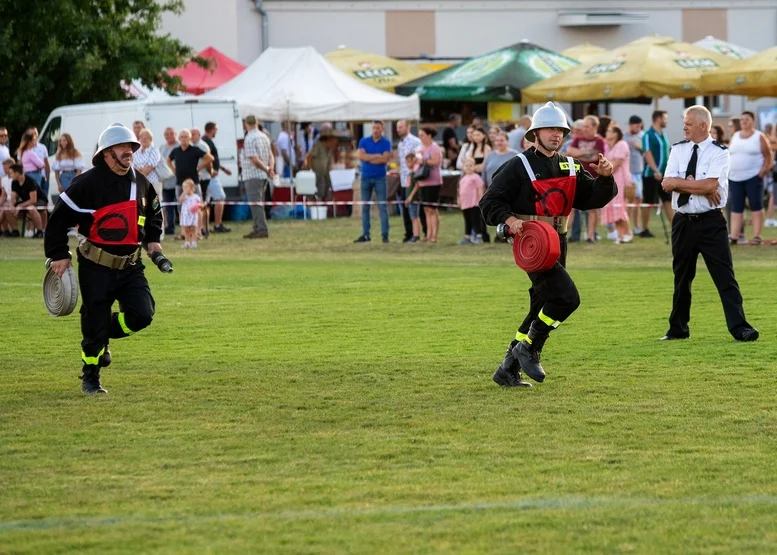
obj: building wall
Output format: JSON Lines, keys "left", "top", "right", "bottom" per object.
{"left": 269, "top": 9, "right": 386, "bottom": 54}
{"left": 161, "top": 0, "right": 241, "bottom": 60}
{"left": 160, "top": 0, "right": 777, "bottom": 139}
{"left": 236, "top": 1, "right": 264, "bottom": 65}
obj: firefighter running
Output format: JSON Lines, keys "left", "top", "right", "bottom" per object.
{"left": 44, "top": 123, "right": 169, "bottom": 394}
{"left": 479, "top": 102, "right": 617, "bottom": 387}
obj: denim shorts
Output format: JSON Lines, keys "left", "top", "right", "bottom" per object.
{"left": 729, "top": 175, "right": 764, "bottom": 212}
{"left": 631, "top": 173, "right": 643, "bottom": 198}
{"left": 60, "top": 171, "right": 76, "bottom": 191}
{"left": 408, "top": 200, "right": 420, "bottom": 219}
{"left": 205, "top": 177, "right": 226, "bottom": 201}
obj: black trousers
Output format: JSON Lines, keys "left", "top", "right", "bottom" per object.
{"left": 668, "top": 210, "right": 750, "bottom": 337}
{"left": 462, "top": 207, "right": 484, "bottom": 236}
{"left": 517, "top": 235, "right": 580, "bottom": 335}
{"left": 78, "top": 258, "right": 155, "bottom": 365}
{"left": 162, "top": 189, "right": 178, "bottom": 235}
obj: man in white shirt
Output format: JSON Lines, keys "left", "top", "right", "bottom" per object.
{"left": 241, "top": 115, "right": 275, "bottom": 239}
{"left": 277, "top": 122, "right": 296, "bottom": 178}
{"left": 0, "top": 127, "right": 10, "bottom": 174}
{"left": 0, "top": 128, "right": 10, "bottom": 234}
{"left": 160, "top": 127, "right": 180, "bottom": 237}
{"left": 395, "top": 120, "right": 422, "bottom": 242}
{"left": 660, "top": 105, "right": 758, "bottom": 343}
{"left": 507, "top": 115, "right": 532, "bottom": 152}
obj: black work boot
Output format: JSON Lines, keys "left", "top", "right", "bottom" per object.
{"left": 99, "top": 344, "right": 112, "bottom": 368}
{"left": 511, "top": 321, "right": 551, "bottom": 383}
{"left": 80, "top": 365, "right": 108, "bottom": 395}
{"left": 493, "top": 340, "right": 532, "bottom": 388}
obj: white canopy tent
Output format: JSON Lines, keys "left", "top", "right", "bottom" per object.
{"left": 205, "top": 46, "right": 420, "bottom": 121}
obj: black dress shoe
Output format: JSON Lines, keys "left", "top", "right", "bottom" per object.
{"left": 659, "top": 334, "right": 689, "bottom": 341}
{"left": 735, "top": 328, "right": 759, "bottom": 342}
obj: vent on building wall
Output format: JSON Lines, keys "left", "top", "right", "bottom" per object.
{"left": 557, "top": 11, "right": 649, "bottom": 27}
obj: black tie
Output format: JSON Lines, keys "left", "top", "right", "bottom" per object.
{"left": 678, "top": 144, "right": 698, "bottom": 207}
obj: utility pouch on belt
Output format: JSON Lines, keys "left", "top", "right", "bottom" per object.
{"left": 78, "top": 240, "right": 141, "bottom": 270}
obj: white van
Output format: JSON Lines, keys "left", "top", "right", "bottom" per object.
{"left": 38, "top": 97, "right": 243, "bottom": 199}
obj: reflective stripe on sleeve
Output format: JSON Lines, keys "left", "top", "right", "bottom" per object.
{"left": 60, "top": 193, "right": 95, "bottom": 214}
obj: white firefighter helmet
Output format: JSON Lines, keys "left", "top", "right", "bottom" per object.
{"left": 92, "top": 123, "right": 140, "bottom": 165}
{"left": 524, "top": 102, "right": 571, "bottom": 143}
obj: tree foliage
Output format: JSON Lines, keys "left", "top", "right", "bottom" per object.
{"left": 0, "top": 0, "right": 194, "bottom": 141}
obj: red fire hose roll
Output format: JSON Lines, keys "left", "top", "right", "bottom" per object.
{"left": 512, "top": 220, "right": 560, "bottom": 273}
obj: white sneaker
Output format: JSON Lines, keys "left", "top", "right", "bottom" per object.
{"left": 25, "top": 229, "right": 33, "bottom": 238}
{"left": 765, "top": 219, "right": 777, "bottom": 227}
{"left": 182, "top": 242, "right": 190, "bottom": 249}
{"left": 632, "top": 227, "right": 642, "bottom": 235}
{"left": 607, "top": 230, "right": 618, "bottom": 241}
{"left": 622, "top": 235, "right": 633, "bottom": 243}
{"left": 191, "top": 241, "right": 197, "bottom": 249}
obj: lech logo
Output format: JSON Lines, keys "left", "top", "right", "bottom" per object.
{"left": 585, "top": 61, "right": 624, "bottom": 75}
{"left": 354, "top": 67, "right": 399, "bottom": 80}
{"left": 524, "top": 50, "right": 578, "bottom": 79}
{"left": 674, "top": 58, "right": 718, "bottom": 69}
{"left": 438, "top": 51, "right": 515, "bottom": 85}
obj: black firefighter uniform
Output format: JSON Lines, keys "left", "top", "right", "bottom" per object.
{"left": 44, "top": 163, "right": 163, "bottom": 383}
{"left": 480, "top": 147, "right": 616, "bottom": 384}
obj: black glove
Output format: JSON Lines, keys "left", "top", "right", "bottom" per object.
{"left": 150, "top": 251, "right": 173, "bottom": 273}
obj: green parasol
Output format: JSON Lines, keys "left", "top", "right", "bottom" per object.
{"left": 394, "top": 40, "right": 579, "bottom": 102}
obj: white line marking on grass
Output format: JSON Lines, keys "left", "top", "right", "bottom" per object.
{"left": 2, "top": 495, "right": 777, "bottom": 533}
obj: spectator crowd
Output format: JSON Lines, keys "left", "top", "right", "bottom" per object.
{"left": 2, "top": 108, "right": 775, "bottom": 247}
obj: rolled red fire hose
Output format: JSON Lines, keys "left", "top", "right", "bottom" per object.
{"left": 512, "top": 220, "right": 560, "bottom": 272}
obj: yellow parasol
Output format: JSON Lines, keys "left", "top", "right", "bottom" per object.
{"left": 522, "top": 35, "right": 734, "bottom": 103}
{"left": 561, "top": 43, "right": 608, "bottom": 63}
{"left": 324, "top": 47, "right": 432, "bottom": 91}
{"left": 700, "top": 45, "right": 777, "bottom": 97}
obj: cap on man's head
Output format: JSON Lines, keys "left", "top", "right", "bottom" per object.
{"left": 244, "top": 115, "right": 257, "bottom": 126}
{"left": 628, "top": 115, "right": 643, "bottom": 125}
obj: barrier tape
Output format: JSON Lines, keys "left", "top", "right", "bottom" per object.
{"left": 0, "top": 200, "right": 667, "bottom": 211}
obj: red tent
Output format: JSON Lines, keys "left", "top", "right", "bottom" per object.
{"left": 168, "top": 46, "right": 246, "bottom": 95}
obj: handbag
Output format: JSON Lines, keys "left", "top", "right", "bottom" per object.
{"left": 413, "top": 163, "right": 430, "bottom": 181}
{"left": 155, "top": 155, "right": 173, "bottom": 181}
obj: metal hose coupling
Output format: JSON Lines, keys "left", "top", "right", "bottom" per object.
{"left": 496, "top": 223, "right": 513, "bottom": 244}
{"left": 150, "top": 251, "right": 173, "bottom": 273}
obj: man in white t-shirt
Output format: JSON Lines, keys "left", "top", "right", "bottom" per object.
{"left": 277, "top": 122, "right": 296, "bottom": 178}
{"left": 0, "top": 127, "right": 10, "bottom": 172}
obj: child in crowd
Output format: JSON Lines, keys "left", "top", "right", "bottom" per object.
{"left": 178, "top": 178, "right": 203, "bottom": 248}
{"left": 403, "top": 152, "right": 423, "bottom": 243}
{"left": 457, "top": 158, "right": 485, "bottom": 244}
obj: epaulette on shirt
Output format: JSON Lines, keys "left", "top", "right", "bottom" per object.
{"left": 673, "top": 139, "right": 690, "bottom": 146}
{"left": 712, "top": 140, "right": 727, "bottom": 149}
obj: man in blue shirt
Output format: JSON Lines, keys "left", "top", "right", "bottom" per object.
{"left": 355, "top": 121, "right": 392, "bottom": 243}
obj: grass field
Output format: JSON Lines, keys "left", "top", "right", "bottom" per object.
{"left": 2, "top": 212, "right": 777, "bottom": 554}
